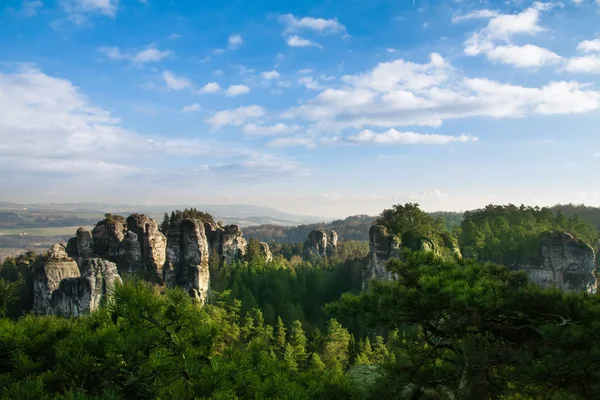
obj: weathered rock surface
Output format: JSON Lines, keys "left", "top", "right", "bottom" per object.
{"left": 33, "top": 244, "right": 81, "bottom": 315}
{"left": 181, "top": 219, "right": 210, "bottom": 301}
{"left": 127, "top": 214, "right": 167, "bottom": 278}
{"left": 205, "top": 222, "right": 247, "bottom": 264}
{"left": 362, "top": 225, "right": 401, "bottom": 290}
{"left": 516, "top": 232, "right": 597, "bottom": 293}
{"left": 51, "top": 258, "right": 122, "bottom": 317}
{"left": 303, "top": 229, "right": 338, "bottom": 258}
{"left": 260, "top": 242, "right": 273, "bottom": 263}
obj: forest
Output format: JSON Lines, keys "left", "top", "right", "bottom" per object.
{"left": 1, "top": 203, "right": 600, "bottom": 399}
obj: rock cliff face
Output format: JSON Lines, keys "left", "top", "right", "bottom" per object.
{"left": 127, "top": 214, "right": 168, "bottom": 278}
{"left": 164, "top": 219, "right": 210, "bottom": 302}
{"left": 204, "top": 222, "right": 247, "bottom": 264}
{"left": 362, "top": 225, "right": 401, "bottom": 290}
{"left": 260, "top": 242, "right": 273, "bottom": 263}
{"left": 33, "top": 244, "right": 81, "bottom": 315}
{"left": 50, "top": 259, "right": 122, "bottom": 317}
{"left": 517, "top": 232, "right": 597, "bottom": 293}
{"left": 303, "top": 229, "right": 338, "bottom": 258}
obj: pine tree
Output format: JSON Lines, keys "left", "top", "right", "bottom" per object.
{"left": 160, "top": 212, "right": 170, "bottom": 233}
{"left": 288, "top": 320, "right": 307, "bottom": 366}
{"left": 283, "top": 343, "right": 298, "bottom": 372}
{"left": 275, "top": 316, "right": 286, "bottom": 349}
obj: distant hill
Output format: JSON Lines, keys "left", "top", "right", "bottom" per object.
{"left": 0, "top": 202, "right": 329, "bottom": 228}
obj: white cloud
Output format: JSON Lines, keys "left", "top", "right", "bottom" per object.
{"left": 577, "top": 39, "right": 600, "bottom": 53}
{"left": 452, "top": 9, "right": 499, "bottom": 22}
{"left": 225, "top": 84, "right": 250, "bottom": 96}
{"left": 287, "top": 36, "right": 322, "bottom": 48}
{"left": 278, "top": 14, "right": 347, "bottom": 35}
{"left": 162, "top": 70, "right": 191, "bottom": 90}
{"left": 182, "top": 103, "right": 201, "bottom": 112}
{"left": 132, "top": 48, "right": 171, "bottom": 64}
{"left": 198, "top": 82, "right": 221, "bottom": 93}
{"left": 267, "top": 136, "right": 316, "bottom": 149}
{"left": 459, "top": 3, "right": 560, "bottom": 66}
{"left": 283, "top": 53, "right": 600, "bottom": 130}
{"left": 99, "top": 45, "right": 171, "bottom": 64}
{"left": 228, "top": 34, "right": 243, "bottom": 50}
{"left": 565, "top": 55, "right": 600, "bottom": 73}
{"left": 205, "top": 105, "right": 265, "bottom": 128}
{"left": 347, "top": 129, "right": 478, "bottom": 145}
{"left": 243, "top": 123, "right": 300, "bottom": 136}
{"left": 168, "top": 33, "right": 181, "bottom": 40}
{"left": 0, "top": 66, "right": 309, "bottom": 188}
{"left": 59, "top": 0, "right": 119, "bottom": 21}
{"left": 407, "top": 190, "right": 449, "bottom": 200}
{"left": 261, "top": 70, "right": 280, "bottom": 80}
{"left": 298, "top": 76, "right": 324, "bottom": 89}
{"left": 486, "top": 44, "right": 562, "bottom": 67}
{"left": 319, "top": 192, "right": 342, "bottom": 200}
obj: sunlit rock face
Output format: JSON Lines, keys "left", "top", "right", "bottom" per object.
{"left": 33, "top": 244, "right": 81, "bottom": 315}
{"left": 50, "top": 258, "right": 122, "bottom": 317}
{"left": 362, "top": 225, "right": 401, "bottom": 290}
{"left": 303, "top": 229, "right": 338, "bottom": 258}
{"left": 204, "top": 222, "right": 247, "bottom": 264}
{"left": 518, "top": 232, "right": 597, "bottom": 293}
{"left": 126, "top": 214, "right": 167, "bottom": 279}
{"left": 260, "top": 242, "right": 273, "bottom": 263}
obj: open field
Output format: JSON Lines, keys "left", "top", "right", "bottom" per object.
{"left": 0, "top": 226, "right": 92, "bottom": 236}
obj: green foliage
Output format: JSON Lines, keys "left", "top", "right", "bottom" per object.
{"left": 168, "top": 208, "right": 214, "bottom": 224}
{"left": 328, "top": 251, "right": 600, "bottom": 399}
{"left": 459, "top": 204, "right": 599, "bottom": 265}
{"left": 0, "top": 279, "right": 360, "bottom": 399}
{"left": 0, "top": 251, "right": 45, "bottom": 317}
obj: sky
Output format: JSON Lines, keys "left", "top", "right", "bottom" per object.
{"left": 1, "top": 0, "right": 600, "bottom": 218}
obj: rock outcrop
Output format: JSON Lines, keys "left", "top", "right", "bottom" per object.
{"left": 50, "top": 258, "right": 122, "bottom": 317}
{"left": 516, "top": 232, "right": 597, "bottom": 293}
{"left": 303, "top": 229, "right": 338, "bottom": 258}
{"left": 204, "top": 222, "right": 247, "bottom": 264}
{"left": 38, "top": 213, "right": 250, "bottom": 316}
{"left": 362, "top": 225, "right": 401, "bottom": 290}
{"left": 260, "top": 242, "right": 273, "bottom": 263}
{"left": 164, "top": 219, "right": 210, "bottom": 302}
{"left": 33, "top": 244, "right": 82, "bottom": 315}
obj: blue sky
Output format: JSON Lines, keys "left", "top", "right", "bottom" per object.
{"left": 1, "top": 0, "right": 600, "bottom": 217}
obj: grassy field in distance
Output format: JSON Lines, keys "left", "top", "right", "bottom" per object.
{"left": 0, "top": 226, "right": 93, "bottom": 236}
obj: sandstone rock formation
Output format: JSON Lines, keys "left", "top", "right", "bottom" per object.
{"left": 205, "top": 222, "right": 247, "bottom": 264}
{"left": 164, "top": 219, "right": 210, "bottom": 302}
{"left": 362, "top": 225, "right": 401, "bottom": 290}
{"left": 260, "top": 242, "right": 273, "bottom": 263}
{"left": 516, "top": 232, "right": 597, "bottom": 293}
{"left": 50, "top": 259, "right": 122, "bottom": 317}
{"left": 303, "top": 229, "right": 338, "bottom": 258}
{"left": 33, "top": 244, "right": 81, "bottom": 315}
{"left": 38, "top": 213, "right": 251, "bottom": 316}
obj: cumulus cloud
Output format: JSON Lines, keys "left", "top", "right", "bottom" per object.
{"left": 347, "top": 129, "right": 478, "bottom": 145}
{"left": 205, "top": 105, "right": 265, "bottom": 128}
{"left": 59, "top": 0, "right": 119, "bottom": 23}
{"left": 486, "top": 44, "right": 562, "bottom": 67}
{"left": 198, "top": 82, "right": 221, "bottom": 94}
{"left": 99, "top": 45, "right": 171, "bottom": 64}
{"left": 242, "top": 123, "right": 300, "bottom": 136}
{"left": 287, "top": 36, "right": 322, "bottom": 48}
{"left": 577, "top": 39, "right": 600, "bottom": 53}
{"left": 298, "top": 76, "right": 324, "bottom": 90}
{"left": 0, "top": 66, "right": 308, "bottom": 186}
{"left": 182, "top": 103, "right": 201, "bottom": 112}
{"left": 283, "top": 53, "right": 600, "bottom": 131}
{"left": 261, "top": 70, "right": 280, "bottom": 80}
{"left": 278, "top": 14, "right": 347, "bottom": 35}
{"left": 162, "top": 70, "right": 191, "bottom": 90}
{"left": 458, "top": 3, "right": 560, "bottom": 68}
{"left": 16, "top": 0, "right": 43, "bottom": 17}
{"left": 225, "top": 84, "right": 251, "bottom": 96}
{"left": 228, "top": 34, "right": 243, "bottom": 50}
{"left": 564, "top": 55, "right": 600, "bottom": 73}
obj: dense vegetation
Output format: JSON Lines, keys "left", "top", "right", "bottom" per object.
{"left": 459, "top": 204, "right": 599, "bottom": 265}
{"left": 2, "top": 203, "right": 600, "bottom": 398}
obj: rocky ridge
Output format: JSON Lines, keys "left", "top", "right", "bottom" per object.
{"left": 303, "top": 229, "right": 338, "bottom": 258}
{"left": 37, "top": 213, "right": 269, "bottom": 316}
